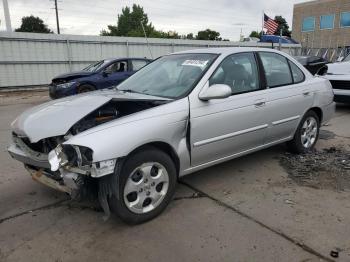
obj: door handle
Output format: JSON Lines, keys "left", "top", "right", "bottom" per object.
{"left": 254, "top": 101, "right": 266, "bottom": 107}
{"left": 303, "top": 91, "right": 311, "bottom": 96}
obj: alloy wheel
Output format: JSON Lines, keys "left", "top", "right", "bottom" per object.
{"left": 123, "top": 162, "right": 169, "bottom": 214}
{"left": 300, "top": 116, "right": 318, "bottom": 148}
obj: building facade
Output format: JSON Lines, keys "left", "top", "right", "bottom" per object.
{"left": 292, "top": 0, "right": 350, "bottom": 49}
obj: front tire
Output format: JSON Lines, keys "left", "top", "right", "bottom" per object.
{"left": 77, "top": 84, "right": 95, "bottom": 94}
{"left": 109, "top": 147, "right": 177, "bottom": 224}
{"left": 287, "top": 110, "right": 320, "bottom": 154}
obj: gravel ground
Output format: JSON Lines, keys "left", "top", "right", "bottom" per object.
{"left": 280, "top": 147, "right": 350, "bottom": 191}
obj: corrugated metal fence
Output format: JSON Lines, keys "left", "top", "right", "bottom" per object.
{"left": 0, "top": 32, "right": 301, "bottom": 88}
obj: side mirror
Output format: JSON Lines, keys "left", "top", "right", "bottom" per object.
{"left": 199, "top": 84, "right": 232, "bottom": 101}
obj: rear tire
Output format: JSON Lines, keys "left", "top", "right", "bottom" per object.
{"left": 77, "top": 84, "right": 95, "bottom": 94}
{"left": 109, "top": 147, "right": 177, "bottom": 224}
{"left": 287, "top": 110, "right": 320, "bottom": 154}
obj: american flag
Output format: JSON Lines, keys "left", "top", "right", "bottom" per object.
{"left": 264, "top": 14, "right": 279, "bottom": 34}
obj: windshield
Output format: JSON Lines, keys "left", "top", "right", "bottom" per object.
{"left": 83, "top": 60, "right": 111, "bottom": 72}
{"left": 117, "top": 53, "right": 218, "bottom": 98}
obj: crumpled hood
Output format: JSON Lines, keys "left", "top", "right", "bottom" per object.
{"left": 52, "top": 71, "right": 94, "bottom": 81}
{"left": 11, "top": 90, "right": 169, "bottom": 143}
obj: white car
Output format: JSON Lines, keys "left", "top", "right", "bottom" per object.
{"left": 322, "top": 53, "right": 350, "bottom": 103}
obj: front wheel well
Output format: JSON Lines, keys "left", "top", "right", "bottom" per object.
{"left": 77, "top": 83, "right": 96, "bottom": 91}
{"left": 127, "top": 142, "right": 180, "bottom": 177}
{"left": 308, "top": 107, "right": 323, "bottom": 123}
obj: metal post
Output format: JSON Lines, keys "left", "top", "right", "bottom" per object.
{"left": 54, "top": 0, "right": 60, "bottom": 34}
{"left": 2, "top": 0, "right": 12, "bottom": 32}
{"left": 126, "top": 40, "right": 129, "bottom": 58}
{"left": 278, "top": 29, "right": 282, "bottom": 51}
{"left": 66, "top": 39, "right": 72, "bottom": 72}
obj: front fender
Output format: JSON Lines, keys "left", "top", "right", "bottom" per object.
{"left": 64, "top": 98, "right": 190, "bottom": 168}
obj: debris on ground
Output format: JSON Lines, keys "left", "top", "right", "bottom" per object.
{"left": 279, "top": 147, "right": 350, "bottom": 191}
{"left": 284, "top": 199, "right": 296, "bottom": 205}
{"left": 330, "top": 250, "right": 339, "bottom": 258}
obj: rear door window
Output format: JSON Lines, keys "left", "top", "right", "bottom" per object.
{"left": 259, "top": 52, "right": 293, "bottom": 88}
{"left": 131, "top": 60, "right": 149, "bottom": 71}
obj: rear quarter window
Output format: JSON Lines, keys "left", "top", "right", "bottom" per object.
{"left": 288, "top": 61, "right": 305, "bottom": 84}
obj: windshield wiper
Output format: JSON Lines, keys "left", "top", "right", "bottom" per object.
{"left": 118, "top": 89, "right": 143, "bottom": 94}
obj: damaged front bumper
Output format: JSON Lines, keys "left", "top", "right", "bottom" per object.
{"left": 8, "top": 134, "right": 122, "bottom": 219}
{"left": 8, "top": 140, "right": 50, "bottom": 169}
{"left": 26, "top": 166, "right": 72, "bottom": 194}
{"left": 8, "top": 141, "right": 84, "bottom": 195}
{"left": 8, "top": 139, "right": 118, "bottom": 195}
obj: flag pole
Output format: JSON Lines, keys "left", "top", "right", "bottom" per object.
{"left": 262, "top": 11, "right": 264, "bottom": 36}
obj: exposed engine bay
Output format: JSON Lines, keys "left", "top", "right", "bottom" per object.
{"left": 70, "top": 99, "right": 165, "bottom": 135}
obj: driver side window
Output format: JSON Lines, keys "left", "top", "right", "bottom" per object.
{"left": 105, "top": 61, "right": 128, "bottom": 74}
{"left": 209, "top": 53, "right": 259, "bottom": 95}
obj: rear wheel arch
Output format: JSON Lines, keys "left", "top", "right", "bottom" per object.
{"left": 293, "top": 107, "right": 322, "bottom": 136}
{"left": 288, "top": 110, "right": 320, "bottom": 153}
{"left": 308, "top": 107, "right": 323, "bottom": 123}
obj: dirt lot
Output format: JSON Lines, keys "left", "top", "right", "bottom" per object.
{"left": 0, "top": 90, "right": 350, "bottom": 262}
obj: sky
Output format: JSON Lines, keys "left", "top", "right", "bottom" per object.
{"left": 0, "top": 0, "right": 311, "bottom": 41}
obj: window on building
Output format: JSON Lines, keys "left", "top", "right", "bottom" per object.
{"left": 320, "top": 14, "right": 335, "bottom": 29}
{"left": 302, "top": 16, "right": 315, "bottom": 32}
{"left": 340, "top": 12, "right": 350, "bottom": 27}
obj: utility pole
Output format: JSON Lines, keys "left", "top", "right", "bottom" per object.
{"left": 54, "top": 0, "right": 60, "bottom": 34}
{"left": 2, "top": 0, "right": 12, "bottom": 32}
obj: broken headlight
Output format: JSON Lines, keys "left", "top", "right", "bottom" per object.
{"left": 48, "top": 144, "right": 93, "bottom": 171}
{"left": 56, "top": 81, "right": 77, "bottom": 89}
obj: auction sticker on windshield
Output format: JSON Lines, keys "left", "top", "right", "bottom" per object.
{"left": 182, "top": 60, "right": 209, "bottom": 67}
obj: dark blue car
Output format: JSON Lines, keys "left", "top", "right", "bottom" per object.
{"left": 49, "top": 58, "right": 151, "bottom": 99}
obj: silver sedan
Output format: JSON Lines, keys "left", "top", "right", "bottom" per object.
{"left": 8, "top": 48, "right": 335, "bottom": 224}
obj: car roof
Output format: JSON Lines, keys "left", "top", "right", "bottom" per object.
{"left": 105, "top": 57, "right": 150, "bottom": 62}
{"left": 172, "top": 47, "right": 285, "bottom": 56}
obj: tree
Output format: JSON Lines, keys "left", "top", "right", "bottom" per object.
{"left": 15, "top": 15, "right": 53, "bottom": 33}
{"left": 196, "top": 29, "right": 222, "bottom": 41}
{"left": 101, "top": 4, "right": 162, "bottom": 38}
{"left": 101, "top": 4, "right": 226, "bottom": 40}
{"left": 186, "top": 33, "right": 194, "bottom": 40}
{"left": 274, "top": 16, "right": 291, "bottom": 37}
{"left": 249, "top": 31, "right": 263, "bottom": 39}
